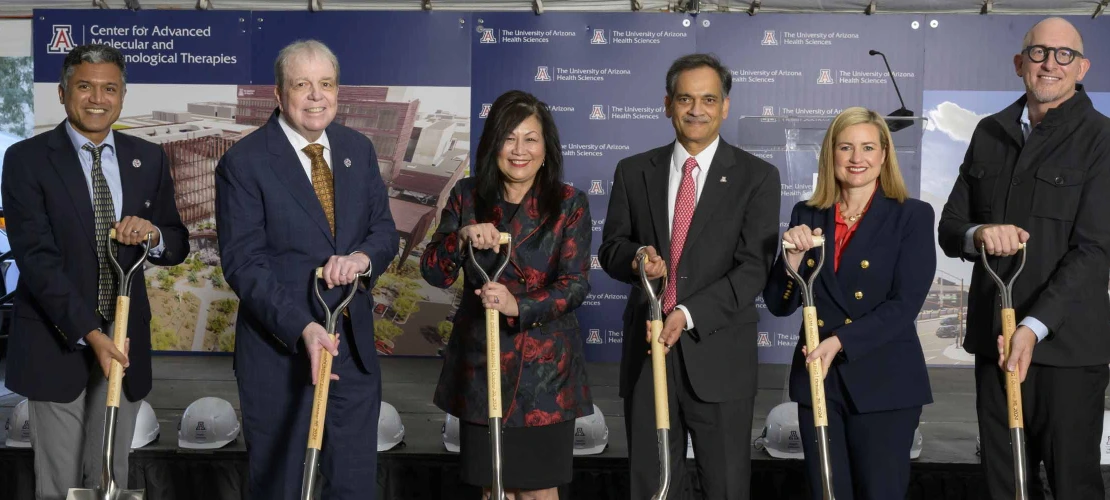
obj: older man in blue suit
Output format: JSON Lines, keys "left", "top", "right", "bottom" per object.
{"left": 215, "top": 39, "right": 399, "bottom": 500}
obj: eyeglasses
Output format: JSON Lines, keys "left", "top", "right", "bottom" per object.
{"left": 1023, "top": 45, "right": 1084, "bottom": 66}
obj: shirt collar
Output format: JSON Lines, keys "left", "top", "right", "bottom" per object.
{"left": 278, "top": 112, "right": 331, "bottom": 155}
{"left": 1020, "top": 104, "right": 1032, "bottom": 139}
{"left": 65, "top": 120, "right": 116, "bottom": 156}
{"left": 671, "top": 135, "right": 721, "bottom": 174}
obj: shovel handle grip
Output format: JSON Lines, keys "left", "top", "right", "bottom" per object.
{"left": 497, "top": 233, "right": 510, "bottom": 245}
{"left": 306, "top": 334, "right": 337, "bottom": 450}
{"left": 783, "top": 235, "right": 826, "bottom": 250}
{"left": 106, "top": 296, "right": 130, "bottom": 408}
{"left": 649, "top": 319, "right": 669, "bottom": 430}
{"left": 1001, "top": 308, "right": 1024, "bottom": 429}
{"left": 802, "top": 306, "right": 829, "bottom": 427}
{"left": 487, "top": 308, "right": 502, "bottom": 419}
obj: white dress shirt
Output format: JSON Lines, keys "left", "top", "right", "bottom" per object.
{"left": 277, "top": 114, "right": 333, "bottom": 179}
{"left": 667, "top": 135, "right": 721, "bottom": 331}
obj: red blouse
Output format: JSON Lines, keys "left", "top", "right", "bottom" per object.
{"left": 833, "top": 191, "right": 877, "bottom": 272}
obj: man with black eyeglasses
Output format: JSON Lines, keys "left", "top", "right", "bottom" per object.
{"left": 938, "top": 17, "right": 1110, "bottom": 499}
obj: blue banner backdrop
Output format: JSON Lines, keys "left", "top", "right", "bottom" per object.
{"left": 26, "top": 9, "right": 1109, "bottom": 364}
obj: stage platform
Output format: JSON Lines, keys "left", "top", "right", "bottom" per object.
{"left": 0, "top": 355, "right": 1104, "bottom": 499}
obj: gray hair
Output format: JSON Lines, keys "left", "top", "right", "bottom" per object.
{"left": 59, "top": 44, "right": 127, "bottom": 92}
{"left": 274, "top": 40, "right": 340, "bottom": 92}
{"left": 1022, "top": 17, "right": 1085, "bottom": 55}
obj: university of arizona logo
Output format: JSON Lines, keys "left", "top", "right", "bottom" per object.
{"left": 590, "top": 29, "right": 608, "bottom": 45}
{"left": 757, "top": 332, "right": 772, "bottom": 347}
{"left": 762, "top": 106, "right": 775, "bottom": 117}
{"left": 589, "top": 105, "right": 606, "bottom": 120}
{"left": 588, "top": 180, "right": 605, "bottom": 195}
{"left": 196, "top": 422, "right": 207, "bottom": 431}
{"left": 534, "top": 66, "right": 552, "bottom": 82}
{"left": 817, "top": 69, "right": 834, "bottom": 85}
{"left": 761, "top": 30, "right": 778, "bottom": 46}
{"left": 590, "top": 255, "right": 601, "bottom": 270}
{"left": 479, "top": 28, "right": 497, "bottom": 44}
{"left": 586, "top": 329, "right": 603, "bottom": 344}
{"left": 48, "top": 25, "right": 76, "bottom": 54}
{"left": 479, "top": 103, "right": 492, "bottom": 118}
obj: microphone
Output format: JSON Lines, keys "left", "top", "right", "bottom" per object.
{"left": 869, "top": 49, "right": 915, "bottom": 132}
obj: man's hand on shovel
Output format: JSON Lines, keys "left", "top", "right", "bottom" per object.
{"left": 302, "top": 322, "right": 341, "bottom": 385}
{"left": 87, "top": 329, "right": 129, "bottom": 379}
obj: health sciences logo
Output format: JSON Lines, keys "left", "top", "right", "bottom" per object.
{"left": 588, "top": 180, "right": 605, "bottom": 195}
{"left": 586, "top": 329, "right": 603, "bottom": 344}
{"left": 535, "top": 66, "right": 552, "bottom": 82}
{"left": 757, "top": 332, "right": 772, "bottom": 347}
{"left": 479, "top": 103, "right": 492, "bottom": 119}
{"left": 479, "top": 28, "right": 497, "bottom": 44}
{"left": 761, "top": 30, "right": 778, "bottom": 46}
{"left": 48, "top": 25, "right": 76, "bottom": 54}
{"left": 817, "top": 69, "right": 835, "bottom": 85}
{"left": 590, "top": 255, "right": 601, "bottom": 270}
{"left": 589, "top": 105, "right": 606, "bottom": 120}
{"left": 590, "top": 29, "right": 608, "bottom": 45}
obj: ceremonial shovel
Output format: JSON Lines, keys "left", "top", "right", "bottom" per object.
{"left": 66, "top": 228, "right": 151, "bottom": 500}
{"left": 468, "top": 232, "right": 512, "bottom": 500}
{"left": 300, "top": 264, "right": 371, "bottom": 500}
{"left": 981, "top": 243, "right": 1029, "bottom": 500}
{"left": 638, "top": 252, "right": 671, "bottom": 500}
{"left": 783, "top": 234, "right": 835, "bottom": 500}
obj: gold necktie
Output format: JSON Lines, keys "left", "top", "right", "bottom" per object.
{"left": 302, "top": 143, "right": 335, "bottom": 236}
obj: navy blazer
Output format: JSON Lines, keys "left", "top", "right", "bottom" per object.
{"left": 2, "top": 122, "right": 189, "bottom": 403}
{"left": 762, "top": 190, "right": 935, "bottom": 413}
{"left": 215, "top": 111, "right": 399, "bottom": 381}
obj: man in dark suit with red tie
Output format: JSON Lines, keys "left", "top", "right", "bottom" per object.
{"left": 2, "top": 44, "right": 189, "bottom": 499}
{"left": 599, "top": 53, "right": 782, "bottom": 499}
{"left": 215, "top": 39, "right": 398, "bottom": 500}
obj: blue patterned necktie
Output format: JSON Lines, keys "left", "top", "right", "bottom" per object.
{"left": 83, "top": 142, "right": 117, "bottom": 322}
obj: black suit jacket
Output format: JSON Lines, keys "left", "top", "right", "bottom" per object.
{"left": 938, "top": 86, "right": 1110, "bottom": 367}
{"left": 763, "top": 193, "right": 935, "bottom": 413}
{"left": 599, "top": 139, "right": 781, "bottom": 402}
{"left": 2, "top": 121, "right": 189, "bottom": 403}
{"left": 216, "top": 111, "right": 398, "bottom": 384}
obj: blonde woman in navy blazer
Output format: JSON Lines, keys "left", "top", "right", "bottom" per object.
{"left": 762, "top": 107, "right": 935, "bottom": 500}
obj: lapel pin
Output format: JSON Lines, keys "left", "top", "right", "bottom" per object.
{"left": 132, "top": 159, "right": 141, "bottom": 168}
{"left": 144, "top": 200, "right": 151, "bottom": 208}
{"left": 720, "top": 176, "right": 727, "bottom": 183}
{"left": 344, "top": 158, "right": 352, "bottom": 168}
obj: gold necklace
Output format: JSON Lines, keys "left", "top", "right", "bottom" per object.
{"left": 839, "top": 204, "right": 864, "bottom": 222}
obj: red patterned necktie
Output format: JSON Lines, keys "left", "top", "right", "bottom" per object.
{"left": 662, "top": 156, "right": 698, "bottom": 313}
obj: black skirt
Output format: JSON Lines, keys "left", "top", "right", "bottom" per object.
{"left": 459, "top": 419, "right": 575, "bottom": 490}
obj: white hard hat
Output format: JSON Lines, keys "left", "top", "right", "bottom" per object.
{"left": 442, "top": 414, "right": 460, "bottom": 453}
{"left": 910, "top": 426, "right": 923, "bottom": 459}
{"left": 4, "top": 399, "right": 31, "bottom": 448}
{"left": 178, "top": 397, "right": 240, "bottom": 450}
{"left": 1101, "top": 411, "right": 1110, "bottom": 464}
{"left": 753, "top": 402, "right": 804, "bottom": 460}
{"left": 131, "top": 400, "right": 160, "bottom": 449}
{"left": 572, "top": 404, "right": 608, "bottom": 456}
{"left": 378, "top": 401, "right": 405, "bottom": 452}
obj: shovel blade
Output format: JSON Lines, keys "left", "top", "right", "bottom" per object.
{"left": 66, "top": 488, "right": 145, "bottom": 500}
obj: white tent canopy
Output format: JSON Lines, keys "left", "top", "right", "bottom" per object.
{"left": 0, "top": 0, "right": 1107, "bottom": 16}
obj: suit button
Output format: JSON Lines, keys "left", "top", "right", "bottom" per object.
{"left": 1055, "top": 176, "right": 1064, "bottom": 185}
{"left": 844, "top": 318, "right": 853, "bottom": 325}
{"left": 807, "top": 258, "right": 815, "bottom": 268}
{"left": 854, "top": 291, "right": 863, "bottom": 300}
{"left": 1012, "top": 178, "right": 1021, "bottom": 186}
{"left": 817, "top": 319, "right": 824, "bottom": 327}
{"left": 860, "top": 260, "right": 869, "bottom": 269}
{"left": 519, "top": 278, "right": 526, "bottom": 284}
{"left": 532, "top": 322, "right": 541, "bottom": 328}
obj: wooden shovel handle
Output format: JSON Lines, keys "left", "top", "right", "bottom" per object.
{"left": 306, "top": 335, "right": 337, "bottom": 450}
{"left": 1001, "top": 308, "right": 1024, "bottom": 429}
{"left": 803, "top": 306, "right": 829, "bottom": 427}
{"left": 649, "top": 319, "right": 669, "bottom": 430}
{"left": 105, "top": 296, "right": 130, "bottom": 408}
{"left": 487, "top": 308, "right": 502, "bottom": 418}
